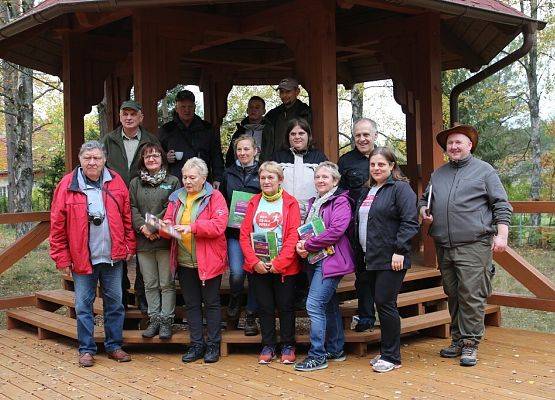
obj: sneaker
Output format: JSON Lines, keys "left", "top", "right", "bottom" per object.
{"left": 294, "top": 356, "right": 328, "bottom": 372}
{"left": 460, "top": 340, "right": 478, "bottom": 367}
{"left": 204, "top": 343, "right": 220, "bottom": 363}
{"left": 369, "top": 354, "right": 381, "bottom": 366}
{"left": 258, "top": 346, "right": 276, "bottom": 364}
{"left": 280, "top": 345, "right": 296, "bottom": 364}
{"left": 244, "top": 311, "right": 259, "bottom": 336}
{"left": 372, "top": 358, "right": 401, "bottom": 373}
{"left": 440, "top": 341, "right": 463, "bottom": 358}
{"left": 182, "top": 344, "right": 205, "bottom": 363}
{"left": 354, "top": 321, "right": 374, "bottom": 332}
{"left": 325, "top": 350, "right": 346, "bottom": 362}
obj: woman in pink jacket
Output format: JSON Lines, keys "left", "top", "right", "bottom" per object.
{"left": 163, "top": 157, "right": 228, "bottom": 364}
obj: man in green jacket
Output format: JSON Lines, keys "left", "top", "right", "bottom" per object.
{"left": 101, "top": 100, "right": 160, "bottom": 313}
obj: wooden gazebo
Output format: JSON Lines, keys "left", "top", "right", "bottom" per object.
{"left": 0, "top": 0, "right": 553, "bottom": 360}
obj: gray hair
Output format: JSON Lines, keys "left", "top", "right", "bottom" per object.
{"left": 259, "top": 161, "right": 284, "bottom": 180}
{"left": 182, "top": 157, "right": 209, "bottom": 179}
{"left": 315, "top": 161, "right": 341, "bottom": 182}
{"left": 78, "top": 140, "right": 106, "bottom": 158}
{"left": 353, "top": 118, "right": 378, "bottom": 133}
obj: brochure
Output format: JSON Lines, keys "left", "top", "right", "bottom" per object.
{"left": 145, "top": 213, "right": 181, "bottom": 239}
{"left": 228, "top": 190, "right": 256, "bottom": 228}
{"left": 251, "top": 231, "right": 279, "bottom": 262}
{"left": 297, "top": 217, "right": 335, "bottom": 264}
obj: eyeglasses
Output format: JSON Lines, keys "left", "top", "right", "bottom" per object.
{"left": 143, "top": 154, "right": 161, "bottom": 159}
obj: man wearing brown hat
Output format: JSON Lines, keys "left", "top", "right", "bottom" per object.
{"left": 260, "top": 78, "right": 312, "bottom": 161}
{"left": 419, "top": 125, "right": 512, "bottom": 367}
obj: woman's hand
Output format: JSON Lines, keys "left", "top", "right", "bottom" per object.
{"left": 391, "top": 253, "right": 404, "bottom": 271}
{"left": 268, "top": 264, "right": 278, "bottom": 274}
{"left": 140, "top": 225, "right": 152, "bottom": 239}
{"left": 254, "top": 261, "right": 269, "bottom": 274}
{"left": 174, "top": 224, "right": 191, "bottom": 235}
{"left": 296, "top": 240, "right": 308, "bottom": 258}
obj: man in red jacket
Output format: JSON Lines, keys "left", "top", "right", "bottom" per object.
{"left": 49, "top": 140, "right": 136, "bottom": 368}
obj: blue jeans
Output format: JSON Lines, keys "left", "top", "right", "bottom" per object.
{"left": 227, "top": 238, "right": 257, "bottom": 313}
{"left": 306, "top": 264, "right": 344, "bottom": 359}
{"left": 72, "top": 262, "right": 125, "bottom": 354}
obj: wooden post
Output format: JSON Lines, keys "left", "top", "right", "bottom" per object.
{"left": 415, "top": 13, "right": 445, "bottom": 267}
{"left": 200, "top": 69, "right": 232, "bottom": 134}
{"left": 105, "top": 71, "right": 133, "bottom": 132}
{"left": 62, "top": 33, "right": 86, "bottom": 171}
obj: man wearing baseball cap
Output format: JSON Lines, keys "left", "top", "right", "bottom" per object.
{"left": 101, "top": 100, "right": 160, "bottom": 313}
{"left": 260, "top": 78, "right": 312, "bottom": 161}
{"left": 419, "top": 124, "right": 512, "bottom": 367}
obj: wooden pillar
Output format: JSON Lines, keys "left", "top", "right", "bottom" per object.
{"left": 133, "top": 12, "right": 161, "bottom": 134}
{"left": 415, "top": 13, "right": 445, "bottom": 266}
{"left": 200, "top": 69, "right": 232, "bottom": 134}
{"left": 105, "top": 71, "right": 133, "bottom": 132}
{"left": 62, "top": 33, "right": 86, "bottom": 171}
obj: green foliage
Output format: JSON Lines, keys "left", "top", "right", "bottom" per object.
{"left": 0, "top": 196, "right": 7, "bottom": 213}
{"left": 37, "top": 152, "right": 65, "bottom": 209}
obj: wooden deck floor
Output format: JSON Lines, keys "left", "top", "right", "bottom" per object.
{"left": 0, "top": 327, "right": 553, "bottom": 400}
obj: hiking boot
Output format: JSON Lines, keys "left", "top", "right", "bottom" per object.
{"left": 107, "top": 348, "right": 131, "bottom": 362}
{"left": 280, "top": 345, "right": 296, "bottom": 364}
{"left": 204, "top": 343, "right": 220, "bottom": 363}
{"left": 258, "top": 345, "right": 276, "bottom": 364}
{"left": 439, "top": 341, "right": 463, "bottom": 358}
{"left": 354, "top": 321, "right": 374, "bottom": 332}
{"left": 372, "top": 358, "right": 401, "bottom": 373}
{"left": 227, "top": 294, "right": 242, "bottom": 320}
{"left": 325, "top": 350, "right": 346, "bottom": 362}
{"left": 460, "top": 340, "right": 478, "bottom": 367}
{"left": 294, "top": 356, "right": 328, "bottom": 372}
{"left": 78, "top": 352, "right": 95, "bottom": 367}
{"left": 142, "top": 316, "right": 160, "bottom": 338}
{"left": 182, "top": 344, "right": 205, "bottom": 363}
{"left": 244, "top": 311, "right": 259, "bottom": 336}
{"left": 158, "top": 316, "right": 173, "bottom": 340}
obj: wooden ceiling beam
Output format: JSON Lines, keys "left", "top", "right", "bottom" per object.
{"left": 238, "top": 57, "right": 295, "bottom": 72}
{"left": 190, "top": 26, "right": 277, "bottom": 52}
{"left": 72, "top": 9, "right": 131, "bottom": 33}
{"left": 241, "top": 1, "right": 300, "bottom": 33}
{"left": 184, "top": 57, "right": 291, "bottom": 71}
{"left": 337, "top": 0, "right": 424, "bottom": 14}
{"left": 441, "top": 25, "right": 486, "bottom": 71}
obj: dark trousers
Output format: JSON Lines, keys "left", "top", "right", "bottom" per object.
{"left": 253, "top": 273, "right": 297, "bottom": 347}
{"left": 355, "top": 269, "right": 377, "bottom": 326}
{"left": 178, "top": 267, "right": 222, "bottom": 346}
{"left": 369, "top": 269, "right": 406, "bottom": 365}
{"left": 121, "top": 259, "right": 146, "bottom": 305}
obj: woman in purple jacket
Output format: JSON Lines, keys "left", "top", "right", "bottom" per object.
{"left": 294, "top": 161, "right": 355, "bottom": 372}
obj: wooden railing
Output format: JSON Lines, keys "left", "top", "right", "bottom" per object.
{"left": 0, "top": 204, "right": 554, "bottom": 313}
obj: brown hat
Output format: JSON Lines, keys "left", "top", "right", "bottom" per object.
{"left": 436, "top": 124, "right": 479, "bottom": 153}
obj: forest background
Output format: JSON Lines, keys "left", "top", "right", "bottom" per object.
{"left": 0, "top": 0, "right": 553, "bottom": 331}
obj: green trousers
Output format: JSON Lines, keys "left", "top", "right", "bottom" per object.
{"left": 436, "top": 241, "right": 495, "bottom": 345}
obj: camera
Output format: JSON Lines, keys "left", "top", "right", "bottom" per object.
{"left": 88, "top": 212, "right": 105, "bottom": 226}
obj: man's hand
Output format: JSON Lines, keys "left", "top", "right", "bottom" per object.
{"left": 212, "top": 181, "right": 221, "bottom": 190}
{"left": 254, "top": 261, "right": 269, "bottom": 274}
{"left": 420, "top": 206, "right": 433, "bottom": 223}
{"left": 492, "top": 224, "right": 509, "bottom": 253}
{"left": 167, "top": 150, "right": 176, "bottom": 163}
{"left": 391, "top": 253, "right": 404, "bottom": 271}
{"left": 126, "top": 253, "right": 133, "bottom": 262}
{"left": 59, "top": 266, "right": 71, "bottom": 275}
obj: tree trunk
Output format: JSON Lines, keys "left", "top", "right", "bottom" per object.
{"left": 350, "top": 83, "right": 364, "bottom": 149}
{"left": 98, "top": 98, "right": 109, "bottom": 137}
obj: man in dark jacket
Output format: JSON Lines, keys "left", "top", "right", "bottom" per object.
{"left": 260, "top": 78, "right": 312, "bottom": 161}
{"left": 420, "top": 125, "right": 512, "bottom": 367}
{"left": 101, "top": 100, "right": 160, "bottom": 187}
{"left": 159, "top": 90, "right": 224, "bottom": 187}
{"left": 225, "top": 96, "right": 267, "bottom": 167}
{"left": 337, "top": 118, "right": 378, "bottom": 332}
{"left": 101, "top": 100, "right": 160, "bottom": 313}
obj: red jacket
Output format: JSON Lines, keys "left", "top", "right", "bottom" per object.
{"left": 240, "top": 190, "right": 301, "bottom": 276}
{"left": 49, "top": 168, "right": 136, "bottom": 274}
{"left": 163, "top": 184, "right": 228, "bottom": 282}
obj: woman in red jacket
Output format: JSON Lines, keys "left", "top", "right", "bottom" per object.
{"left": 163, "top": 157, "right": 228, "bottom": 364}
{"left": 240, "top": 161, "right": 301, "bottom": 365}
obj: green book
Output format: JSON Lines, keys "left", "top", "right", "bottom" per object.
{"left": 251, "top": 231, "right": 279, "bottom": 262}
{"left": 297, "top": 217, "right": 335, "bottom": 264}
{"left": 228, "top": 190, "right": 256, "bottom": 228}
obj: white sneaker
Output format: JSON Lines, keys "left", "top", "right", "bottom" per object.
{"left": 369, "top": 354, "right": 381, "bottom": 366}
{"left": 372, "top": 359, "right": 401, "bottom": 373}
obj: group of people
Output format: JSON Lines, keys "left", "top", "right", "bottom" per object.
{"left": 49, "top": 77, "right": 511, "bottom": 373}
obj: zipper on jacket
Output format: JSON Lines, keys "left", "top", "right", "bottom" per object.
{"left": 446, "top": 170, "right": 458, "bottom": 248}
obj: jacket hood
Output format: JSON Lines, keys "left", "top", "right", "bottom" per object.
{"left": 168, "top": 181, "right": 214, "bottom": 203}
{"left": 68, "top": 167, "right": 117, "bottom": 192}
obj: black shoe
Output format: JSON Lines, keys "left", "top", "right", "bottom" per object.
{"left": 204, "top": 343, "right": 220, "bottom": 363}
{"left": 244, "top": 312, "right": 259, "bottom": 336}
{"left": 182, "top": 344, "right": 205, "bottom": 363}
{"left": 158, "top": 317, "right": 173, "bottom": 340}
{"left": 227, "top": 294, "right": 242, "bottom": 320}
{"left": 142, "top": 316, "right": 160, "bottom": 338}
{"left": 137, "top": 295, "right": 148, "bottom": 314}
{"left": 354, "top": 321, "right": 374, "bottom": 332}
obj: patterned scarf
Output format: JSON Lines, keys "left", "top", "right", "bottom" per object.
{"left": 306, "top": 186, "right": 338, "bottom": 223}
{"left": 140, "top": 168, "right": 167, "bottom": 187}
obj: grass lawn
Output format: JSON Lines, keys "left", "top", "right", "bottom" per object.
{"left": 0, "top": 226, "right": 553, "bottom": 332}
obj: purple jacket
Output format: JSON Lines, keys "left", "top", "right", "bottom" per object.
{"left": 304, "top": 189, "right": 355, "bottom": 278}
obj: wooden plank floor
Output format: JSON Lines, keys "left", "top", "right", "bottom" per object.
{"left": 0, "top": 327, "right": 553, "bottom": 400}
